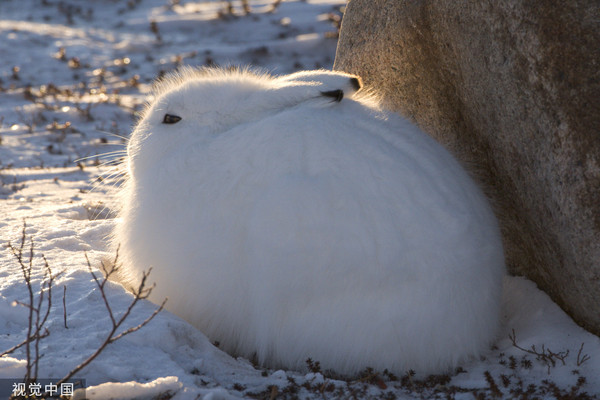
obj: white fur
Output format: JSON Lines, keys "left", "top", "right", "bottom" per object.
{"left": 114, "top": 67, "right": 505, "bottom": 376}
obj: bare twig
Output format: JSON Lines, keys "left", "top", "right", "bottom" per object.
{"left": 8, "top": 223, "right": 35, "bottom": 385}
{"left": 0, "top": 329, "right": 50, "bottom": 359}
{"left": 63, "top": 285, "right": 68, "bottom": 329}
{"left": 509, "top": 329, "right": 569, "bottom": 374}
{"left": 576, "top": 343, "right": 591, "bottom": 366}
{"left": 3, "top": 224, "right": 165, "bottom": 395}
{"left": 56, "top": 251, "right": 166, "bottom": 386}
{"left": 33, "top": 255, "right": 55, "bottom": 380}
{"left": 7, "top": 223, "right": 60, "bottom": 385}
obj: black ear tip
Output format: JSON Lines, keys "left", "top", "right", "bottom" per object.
{"left": 349, "top": 77, "right": 362, "bottom": 91}
{"left": 320, "top": 89, "right": 344, "bottom": 102}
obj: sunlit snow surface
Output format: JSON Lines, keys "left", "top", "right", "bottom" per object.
{"left": 1, "top": 1, "right": 599, "bottom": 399}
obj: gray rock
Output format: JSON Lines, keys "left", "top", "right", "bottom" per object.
{"left": 334, "top": 0, "right": 600, "bottom": 334}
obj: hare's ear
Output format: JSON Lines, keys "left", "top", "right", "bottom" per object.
{"left": 273, "top": 72, "right": 363, "bottom": 109}
{"left": 279, "top": 71, "right": 362, "bottom": 102}
{"left": 318, "top": 75, "right": 361, "bottom": 102}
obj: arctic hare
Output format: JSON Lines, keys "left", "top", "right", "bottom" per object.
{"left": 114, "top": 67, "right": 505, "bottom": 376}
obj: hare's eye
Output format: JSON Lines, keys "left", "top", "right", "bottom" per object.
{"left": 162, "top": 114, "right": 182, "bottom": 124}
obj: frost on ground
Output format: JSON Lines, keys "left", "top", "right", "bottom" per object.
{"left": 0, "top": 1, "right": 599, "bottom": 399}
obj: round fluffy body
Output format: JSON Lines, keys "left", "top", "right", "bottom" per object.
{"left": 114, "top": 67, "right": 505, "bottom": 376}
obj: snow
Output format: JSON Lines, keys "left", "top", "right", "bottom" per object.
{"left": 72, "top": 377, "right": 183, "bottom": 400}
{"left": 0, "top": 1, "right": 598, "bottom": 399}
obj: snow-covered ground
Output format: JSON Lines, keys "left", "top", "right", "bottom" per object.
{"left": 0, "top": 1, "right": 599, "bottom": 399}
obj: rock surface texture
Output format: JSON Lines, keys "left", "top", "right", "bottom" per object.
{"left": 334, "top": 0, "right": 600, "bottom": 334}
